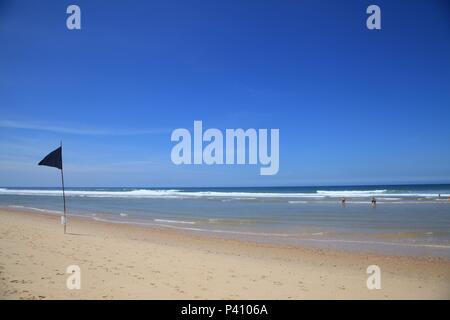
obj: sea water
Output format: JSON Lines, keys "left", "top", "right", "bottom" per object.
{"left": 1, "top": 185, "right": 450, "bottom": 257}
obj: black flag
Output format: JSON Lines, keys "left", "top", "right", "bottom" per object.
{"left": 38, "top": 143, "right": 67, "bottom": 234}
{"left": 38, "top": 146, "right": 62, "bottom": 170}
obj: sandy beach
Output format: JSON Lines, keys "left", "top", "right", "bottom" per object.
{"left": 0, "top": 208, "right": 449, "bottom": 299}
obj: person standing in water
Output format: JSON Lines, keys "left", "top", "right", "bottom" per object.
{"left": 371, "top": 197, "right": 377, "bottom": 208}
{"left": 341, "top": 197, "right": 346, "bottom": 207}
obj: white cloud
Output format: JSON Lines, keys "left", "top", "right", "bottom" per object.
{"left": 0, "top": 120, "right": 168, "bottom": 136}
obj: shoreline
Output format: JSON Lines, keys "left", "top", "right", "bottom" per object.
{"left": 4, "top": 205, "right": 450, "bottom": 259}
{"left": 1, "top": 209, "right": 450, "bottom": 299}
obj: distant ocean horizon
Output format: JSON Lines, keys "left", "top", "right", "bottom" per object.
{"left": 3, "top": 183, "right": 450, "bottom": 189}
{"left": 1, "top": 184, "right": 450, "bottom": 257}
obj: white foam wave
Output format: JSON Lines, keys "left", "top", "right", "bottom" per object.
{"left": 0, "top": 188, "right": 324, "bottom": 199}
{"left": 154, "top": 218, "right": 196, "bottom": 225}
{"left": 317, "top": 190, "right": 448, "bottom": 198}
{"left": 0, "top": 188, "right": 448, "bottom": 200}
{"left": 7, "top": 205, "right": 62, "bottom": 215}
{"left": 317, "top": 189, "right": 387, "bottom": 195}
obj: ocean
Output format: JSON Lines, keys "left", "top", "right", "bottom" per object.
{"left": 1, "top": 184, "right": 450, "bottom": 257}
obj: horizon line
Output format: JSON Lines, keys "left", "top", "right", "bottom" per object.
{"left": 2, "top": 182, "right": 450, "bottom": 189}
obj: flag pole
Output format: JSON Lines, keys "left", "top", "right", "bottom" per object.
{"left": 60, "top": 141, "right": 67, "bottom": 234}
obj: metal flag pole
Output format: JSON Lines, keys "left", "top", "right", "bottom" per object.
{"left": 60, "top": 141, "right": 67, "bottom": 234}
{"left": 38, "top": 142, "right": 67, "bottom": 234}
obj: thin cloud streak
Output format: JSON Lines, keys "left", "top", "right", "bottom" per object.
{"left": 0, "top": 120, "right": 169, "bottom": 136}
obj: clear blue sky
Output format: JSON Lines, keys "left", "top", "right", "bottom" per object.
{"left": 1, "top": 0, "right": 449, "bottom": 187}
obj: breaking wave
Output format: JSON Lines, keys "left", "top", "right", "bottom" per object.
{"left": 0, "top": 188, "right": 448, "bottom": 200}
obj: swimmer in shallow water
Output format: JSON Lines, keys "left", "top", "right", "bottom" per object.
{"left": 371, "top": 197, "right": 377, "bottom": 207}
{"left": 341, "top": 197, "right": 346, "bottom": 207}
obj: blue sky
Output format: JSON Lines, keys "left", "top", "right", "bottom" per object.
{"left": 1, "top": 0, "right": 450, "bottom": 187}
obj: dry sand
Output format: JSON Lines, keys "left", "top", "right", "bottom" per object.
{"left": 1, "top": 209, "right": 449, "bottom": 299}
